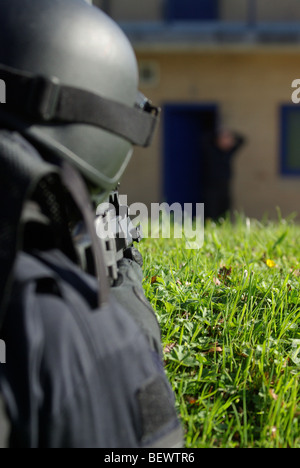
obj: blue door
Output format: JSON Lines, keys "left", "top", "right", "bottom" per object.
{"left": 165, "top": 0, "right": 219, "bottom": 21}
{"left": 163, "top": 104, "right": 218, "bottom": 210}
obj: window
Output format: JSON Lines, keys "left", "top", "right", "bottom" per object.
{"left": 165, "top": 0, "right": 219, "bottom": 21}
{"left": 280, "top": 106, "right": 300, "bottom": 175}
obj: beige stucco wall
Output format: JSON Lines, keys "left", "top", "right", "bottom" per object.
{"left": 221, "top": 0, "right": 300, "bottom": 22}
{"left": 94, "top": 0, "right": 163, "bottom": 21}
{"left": 95, "top": 0, "right": 300, "bottom": 22}
{"left": 120, "top": 50, "right": 300, "bottom": 219}
{"left": 109, "top": 0, "right": 163, "bottom": 21}
{"left": 257, "top": 0, "right": 300, "bottom": 22}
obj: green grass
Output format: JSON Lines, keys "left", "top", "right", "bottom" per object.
{"left": 139, "top": 213, "right": 300, "bottom": 448}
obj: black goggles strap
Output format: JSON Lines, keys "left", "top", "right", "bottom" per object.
{"left": 0, "top": 64, "right": 160, "bottom": 147}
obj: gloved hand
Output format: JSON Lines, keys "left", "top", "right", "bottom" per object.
{"left": 111, "top": 249, "right": 163, "bottom": 357}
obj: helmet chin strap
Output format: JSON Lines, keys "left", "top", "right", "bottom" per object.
{"left": 0, "top": 63, "right": 161, "bottom": 148}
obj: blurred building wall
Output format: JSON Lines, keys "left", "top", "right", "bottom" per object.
{"left": 119, "top": 50, "right": 300, "bottom": 219}
{"left": 94, "top": 0, "right": 300, "bottom": 22}
{"left": 91, "top": 0, "right": 300, "bottom": 219}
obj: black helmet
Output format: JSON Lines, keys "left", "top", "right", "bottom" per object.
{"left": 0, "top": 0, "right": 159, "bottom": 197}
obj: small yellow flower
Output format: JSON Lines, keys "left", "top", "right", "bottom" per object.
{"left": 266, "top": 259, "right": 276, "bottom": 268}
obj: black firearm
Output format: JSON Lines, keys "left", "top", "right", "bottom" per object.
{"left": 73, "top": 190, "right": 143, "bottom": 284}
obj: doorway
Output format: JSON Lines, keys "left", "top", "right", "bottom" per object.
{"left": 163, "top": 104, "right": 218, "bottom": 209}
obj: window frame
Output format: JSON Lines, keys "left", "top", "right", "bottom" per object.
{"left": 280, "top": 105, "right": 300, "bottom": 176}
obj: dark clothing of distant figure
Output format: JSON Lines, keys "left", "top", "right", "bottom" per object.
{"left": 203, "top": 133, "right": 245, "bottom": 221}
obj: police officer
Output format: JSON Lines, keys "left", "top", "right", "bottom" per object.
{"left": 203, "top": 128, "right": 246, "bottom": 221}
{"left": 0, "top": 0, "right": 182, "bottom": 448}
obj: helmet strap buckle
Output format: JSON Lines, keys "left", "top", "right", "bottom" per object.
{"left": 28, "top": 75, "right": 60, "bottom": 121}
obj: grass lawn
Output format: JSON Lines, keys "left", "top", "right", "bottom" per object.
{"left": 140, "top": 213, "right": 300, "bottom": 448}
